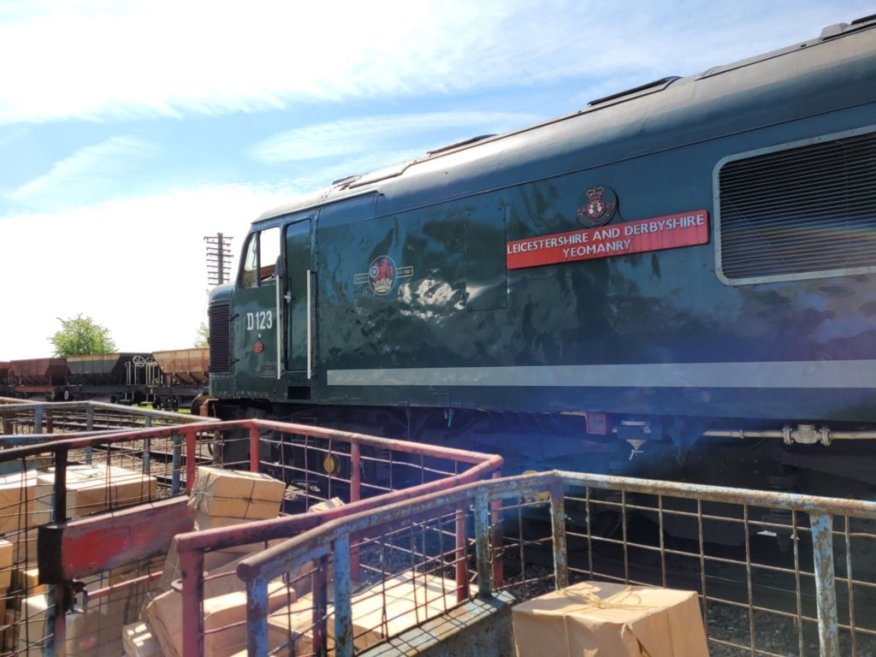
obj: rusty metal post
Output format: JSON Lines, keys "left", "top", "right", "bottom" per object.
{"left": 810, "top": 513, "right": 839, "bottom": 657}
{"left": 48, "top": 584, "right": 65, "bottom": 657}
{"left": 48, "top": 447, "right": 68, "bottom": 657}
{"left": 34, "top": 404, "right": 43, "bottom": 434}
{"left": 53, "top": 446, "right": 68, "bottom": 523}
{"left": 249, "top": 423, "right": 261, "bottom": 472}
{"left": 143, "top": 438, "right": 152, "bottom": 475}
{"left": 350, "top": 442, "right": 361, "bottom": 503}
{"left": 171, "top": 432, "right": 183, "bottom": 495}
{"left": 473, "top": 491, "right": 492, "bottom": 599}
{"left": 550, "top": 479, "right": 568, "bottom": 590}
{"left": 312, "top": 557, "right": 329, "bottom": 656}
{"left": 85, "top": 404, "right": 94, "bottom": 464}
{"left": 350, "top": 442, "right": 361, "bottom": 581}
{"left": 245, "top": 574, "right": 270, "bottom": 657}
{"left": 46, "top": 409, "right": 54, "bottom": 433}
{"left": 180, "top": 543, "right": 206, "bottom": 657}
{"left": 185, "top": 429, "right": 197, "bottom": 492}
{"left": 490, "top": 470, "right": 504, "bottom": 588}
{"left": 455, "top": 508, "right": 467, "bottom": 603}
{"left": 334, "top": 535, "right": 353, "bottom": 657}
{"left": 143, "top": 415, "right": 153, "bottom": 473}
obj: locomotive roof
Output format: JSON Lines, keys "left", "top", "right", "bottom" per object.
{"left": 253, "top": 15, "right": 876, "bottom": 227}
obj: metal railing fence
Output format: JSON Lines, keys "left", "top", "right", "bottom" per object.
{"left": 0, "top": 400, "right": 213, "bottom": 436}
{"left": 238, "top": 470, "right": 876, "bottom": 657}
{"left": 170, "top": 419, "right": 504, "bottom": 657}
{"left": 3, "top": 416, "right": 502, "bottom": 657}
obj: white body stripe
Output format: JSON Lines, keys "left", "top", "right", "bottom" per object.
{"left": 327, "top": 360, "right": 876, "bottom": 389}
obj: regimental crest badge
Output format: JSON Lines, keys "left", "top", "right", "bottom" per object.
{"left": 577, "top": 186, "right": 618, "bottom": 227}
{"left": 354, "top": 255, "right": 414, "bottom": 296}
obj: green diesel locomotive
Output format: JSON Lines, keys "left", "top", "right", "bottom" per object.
{"left": 208, "top": 15, "right": 876, "bottom": 495}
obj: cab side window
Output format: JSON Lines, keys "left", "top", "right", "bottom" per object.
{"left": 259, "top": 227, "right": 280, "bottom": 281}
{"left": 241, "top": 234, "right": 259, "bottom": 288}
{"left": 240, "top": 227, "right": 281, "bottom": 288}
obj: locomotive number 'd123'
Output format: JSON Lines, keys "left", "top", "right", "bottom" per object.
{"left": 246, "top": 310, "right": 273, "bottom": 331}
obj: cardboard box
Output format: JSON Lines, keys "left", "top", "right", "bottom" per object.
{"left": 33, "top": 465, "right": 159, "bottom": 525}
{"left": 0, "top": 538, "right": 12, "bottom": 588}
{"left": 0, "top": 589, "right": 7, "bottom": 652}
{"left": 272, "top": 497, "right": 348, "bottom": 595}
{"left": 104, "top": 559, "right": 166, "bottom": 624}
{"left": 123, "top": 622, "right": 163, "bottom": 657}
{"left": 12, "top": 566, "right": 43, "bottom": 594}
{"left": 192, "top": 511, "right": 254, "bottom": 532}
{"left": 4, "top": 608, "right": 16, "bottom": 652}
{"left": 337, "top": 572, "right": 462, "bottom": 650}
{"left": 159, "top": 540, "right": 241, "bottom": 593}
{"left": 512, "top": 581, "right": 709, "bottom": 657}
{"left": 308, "top": 497, "right": 345, "bottom": 514}
{"left": 144, "top": 580, "right": 295, "bottom": 657}
{"left": 267, "top": 592, "right": 335, "bottom": 657}
{"left": 13, "top": 529, "right": 38, "bottom": 564}
{"left": 161, "top": 547, "right": 279, "bottom": 600}
{"left": 267, "top": 572, "right": 461, "bottom": 654}
{"left": 0, "top": 471, "right": 39, "bottom": 535}
{"left": 188, "top": 467, "right": 285, "bottom": 520}
{"left": 18, "top": 592, "right": 127, "bottom": 657}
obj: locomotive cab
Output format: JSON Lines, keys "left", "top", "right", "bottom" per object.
{"left": 209, "top": 216, "right": 315, "bottom": 404}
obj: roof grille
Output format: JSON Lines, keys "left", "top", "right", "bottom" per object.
{"left": 718, "top": 130, "right": 876, "bottom": 284}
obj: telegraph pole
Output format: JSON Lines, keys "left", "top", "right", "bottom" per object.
{"left": 204, "top": 233, "right": 234, "bottom": 285}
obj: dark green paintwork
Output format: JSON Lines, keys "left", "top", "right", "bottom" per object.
{"left": 210, "top": 20, "right": 876, "bottom": 424}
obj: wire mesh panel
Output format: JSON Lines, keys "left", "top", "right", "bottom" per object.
{"left": 0, "top": 401, "right": 213, "bottom": 436}
{"left": 13, "top": 418, "right": 504, "bottom": 657}
{"left": 264, "top": 507, "right": 476, "bottom": 657}
{"left": 0, "top": 419, "right": 233, "bottom": 657}
{"left": 239, "top": 471, "right": 876, "bottom": 657}
{"left": 555, "top": 476, "right": 876, "bottom": 657}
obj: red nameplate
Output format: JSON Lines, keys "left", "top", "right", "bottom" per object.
{"left": 506, "top": 210, "right": 709, "bottom": 270}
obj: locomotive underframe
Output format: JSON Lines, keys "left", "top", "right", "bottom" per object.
{"left": 212, "top": 398, "right": 876, "bottom": 503}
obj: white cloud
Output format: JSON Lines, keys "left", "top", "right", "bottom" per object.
{"left": 8, "top": 136, "right": 157, "bottom": 207}
{"left": 282, "top": 147, "right": 427, "bottom": 192}
{"left": 1, "top": 0, "right": 870, "bottom": 125}
{"left": 248, "top": 111, "right": 539, "bottom": 164}
{"left": 0, "top": 184, "right": 293, "bottom": 359}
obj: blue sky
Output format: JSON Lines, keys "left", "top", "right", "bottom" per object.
{"left": 0, "top": 0, "right": 872, "bottom": 359}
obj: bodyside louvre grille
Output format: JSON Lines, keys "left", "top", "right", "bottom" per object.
{"left": 718, "top": 130, "right": 876, "bottom": 284}
{"left": 208, "top": 303, "right": 231, "bottom": 373}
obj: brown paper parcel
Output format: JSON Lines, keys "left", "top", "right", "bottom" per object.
{"left": 187, "top": 466, "right": 285, "bottom": 520}
{"left": 123, "top": 622, "right": 163, "bottom": 657}
{"left": 512, "top": 581, "right": 709, "bottom": 657}
{"left": 33, "top": 465, "right": 159, "bottom": 525}
{"left": 144, "top": 580, "right": 294, "bottom": 657}
{"left": 0, "top": 471, "right": 38, "bottom": 535}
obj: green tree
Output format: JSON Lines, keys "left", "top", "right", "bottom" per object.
{"left": 195, "top": 321, "right": 209, "bottom": 348}
{"left": 50, "top": 314, "right": 117, "bottom": 356}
